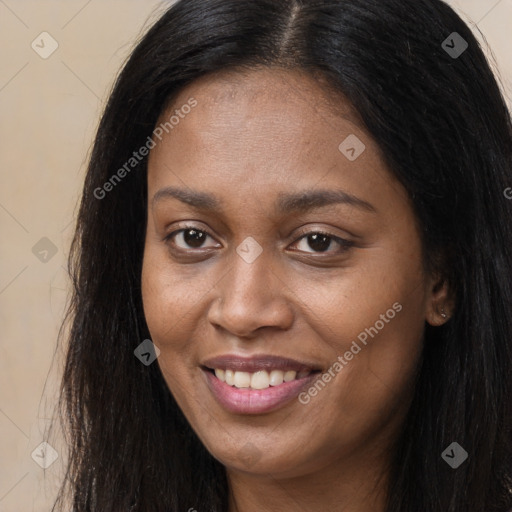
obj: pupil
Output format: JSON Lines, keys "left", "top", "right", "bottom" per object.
{"left": 308, "top": 233, "right": 330, "bottom": 252}
{"left": 184, "top": 229, "right": 205, "bottom": 248}
{"left": 182, "top": 231, "right": 332, "bottom": 251}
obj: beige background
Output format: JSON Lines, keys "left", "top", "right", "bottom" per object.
{"left": 0, "top": 1, "right": 511, "bottom": 510}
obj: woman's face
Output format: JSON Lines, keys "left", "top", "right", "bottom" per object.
{"left": 142, "top": 67, "right": 443, "bottom": 479}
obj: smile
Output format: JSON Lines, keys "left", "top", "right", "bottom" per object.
{"left": 201, "top": 354, "right": 322, "bottom": 414}
{"left": 212, "top": 368, "right": 313, "bottom": 389}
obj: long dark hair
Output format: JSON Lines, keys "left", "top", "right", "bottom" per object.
{"left": 53, "top": 0, "right": 512, "bottom": 510}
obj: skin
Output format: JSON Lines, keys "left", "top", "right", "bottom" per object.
{"left": 141, "top": 67, "right": 452, "bottom": 512}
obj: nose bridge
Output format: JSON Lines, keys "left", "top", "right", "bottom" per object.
{"left": 225, "top": 240, "right": 277, "bottom": 307}
{"left": 208, "top": 240, "right": 293, "bottom": 335}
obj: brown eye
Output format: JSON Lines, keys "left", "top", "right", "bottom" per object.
{"left": 292, "top": 231, "right": 354, "bottom": 254}
{"left": 164, "top": 227, "right": 219, "bottom": 250}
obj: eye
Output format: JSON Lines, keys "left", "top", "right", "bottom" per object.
{"left": 164, "top": 226, "right": 220, "bottom": 250}
{"left": 164, "top": 226, "right": 354, "bottom": 256}
{"left": 290, "top": 231, "right": 354, "bottom": 255}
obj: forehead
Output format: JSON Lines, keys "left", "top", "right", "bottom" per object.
{"left": 146, "top": 66, "right": 405, "bottom": 221}
{"left": 148, "top": 67, "right": 378, "bottom": 174}
{"left": 166, "top": 66, "right": 358, "bottom": 121}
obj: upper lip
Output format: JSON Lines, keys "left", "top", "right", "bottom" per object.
{"left": 201, "top": 354, "right": 322, "bottom": 373}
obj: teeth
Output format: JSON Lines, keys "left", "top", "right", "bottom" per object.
{"left": 251, "top": 371, "right": 270, "bottom": 389}
{"left": 269, "top": 370, "right": 284, "bottom": 386}
{"left": 225, "top": 369, "right": 234, "bottom": 386}
{"left": 213, "top": 368, "right": 309, "bottom": 389}
{"left": 233, "top": 371, "right": 251, "bottom": 388}
{"left": 284, "top": 370, "right": 297, "bottom": 382}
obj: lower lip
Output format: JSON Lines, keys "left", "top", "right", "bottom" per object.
{"left": 202, "top": 369, "right": 319, "bottom": 415}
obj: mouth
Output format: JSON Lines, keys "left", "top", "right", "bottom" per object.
{"left": 202, "top": 367, "right": 317, "bottom": 389}
{"left": 200, "top": 354, "right": 322, "bottom": 414}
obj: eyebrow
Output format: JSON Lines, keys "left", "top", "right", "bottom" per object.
{"left": 152, "top": 186, "right": 376, "bottom": 214}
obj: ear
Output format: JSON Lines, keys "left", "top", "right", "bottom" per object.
{"left": 425, "top": 273, "right": 455, "bottom": 327}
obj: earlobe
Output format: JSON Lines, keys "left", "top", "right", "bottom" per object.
{"left": 427, "top": 305, "right": 450, "bottom": 327}
{"left": 426, "top": 276, "right": 454, "bottom": 327}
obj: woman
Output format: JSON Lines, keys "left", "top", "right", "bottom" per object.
{"left": 53, "top": 0, "right": 512, "bottom": 510}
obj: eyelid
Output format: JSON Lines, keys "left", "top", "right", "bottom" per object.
{"left": 164, "top": 222, "right": 354, "bottom": 256}
{"left": 163, "top": 223, "right": 219, "bottom": 247}
{"left": 290, "top": 230, "right": 354, "bottom": 254}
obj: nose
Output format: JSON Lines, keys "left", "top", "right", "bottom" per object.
{"left": 207, "top": 247, "right": 294, "bottom": 339}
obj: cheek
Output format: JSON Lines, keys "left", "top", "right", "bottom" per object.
{"left": 291, "top": 301, "right": 425, "bottom": 463}
{"left": 141, "top": 242, "right": 236, "bottom": 410}
{"left": 141, "top": 250, "right": 206, "bottom": 421}
{"left": 297, "top": 242, "right": 427, "bottom": 421}
{"left": 141, "top": 247, "right": 201, "bottom": 364}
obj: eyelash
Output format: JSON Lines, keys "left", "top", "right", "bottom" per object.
{"left": 163, "top": 225, "right": 354, "bottom": 256}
